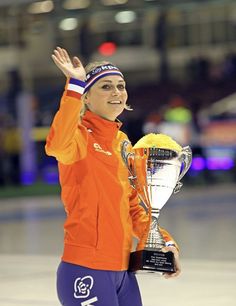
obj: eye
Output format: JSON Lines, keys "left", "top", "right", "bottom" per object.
{"left": 101, "top": 84, "right": 111, "bottom": 90}
{"left": 117, "top": 84, "right": 125, "bottom": 90}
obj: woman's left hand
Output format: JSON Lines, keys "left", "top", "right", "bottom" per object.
{"left": 51, "top": 47, "right": 86, "bottom": 80}
{"left": 161, "top": 246, "right": 181, "bottom": 279}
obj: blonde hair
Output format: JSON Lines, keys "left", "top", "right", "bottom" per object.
{"left": 80, "top": 61, "right": 132, "bottom": 116}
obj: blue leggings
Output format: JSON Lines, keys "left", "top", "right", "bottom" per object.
{"left": 57, "top": 261, "right": 143, "bottom": 306}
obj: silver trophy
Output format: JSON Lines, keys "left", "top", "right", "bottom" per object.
{"left": 121, "top": 134, "right": 192, "bottom": 273}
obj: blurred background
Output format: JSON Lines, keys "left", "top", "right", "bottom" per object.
{"left": 0, "top": 1, "right": 236, "bottom": 306}
{"left": 0, "top": 0, "right": 236, "bottom": 187}
{"left": 0, "top": 0, "right": 236, "bottom": 188}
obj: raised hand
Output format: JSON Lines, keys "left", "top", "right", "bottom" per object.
{"left": 51, "top": 47, "right": 86, "bottom": 81}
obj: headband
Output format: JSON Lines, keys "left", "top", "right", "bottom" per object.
{"left": 84, "top": 64, "right": 124, "bottom": 93}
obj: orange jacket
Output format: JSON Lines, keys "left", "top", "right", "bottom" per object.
{"left": 45, "top": 78, "right": 176, "bottom": 271}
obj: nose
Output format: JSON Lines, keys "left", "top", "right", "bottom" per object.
{"left": 111, "top": 86, "right": 120, "bottom": 95}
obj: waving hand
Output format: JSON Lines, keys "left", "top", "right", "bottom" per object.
{"left": 51, "top": 47, "right": 86, "bottom": 81}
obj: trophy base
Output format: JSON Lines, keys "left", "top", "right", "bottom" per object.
{"left": 128, "top": 249, "right": 175, "bottom": 273}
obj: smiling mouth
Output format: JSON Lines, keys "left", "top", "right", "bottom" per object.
{"left": 108, "top": 100, "right": 122, "bottom": 104}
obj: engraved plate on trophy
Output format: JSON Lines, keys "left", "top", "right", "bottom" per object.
{"left": 121, "top": 133, "right": 192, "bottom": 273}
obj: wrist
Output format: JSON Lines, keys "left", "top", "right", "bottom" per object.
{"left": 165, "top": 241, "right": 177, "bottom": 248}
{"left": 66, "top": 78, "right": 86, "bottom": 99}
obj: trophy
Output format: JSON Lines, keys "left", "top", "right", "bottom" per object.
{"left": 121, "top": 133, "right": 192, "bottom": 273}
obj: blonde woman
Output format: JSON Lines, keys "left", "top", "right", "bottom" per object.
{"left": 46, "top": 47, "right": 181, "bottom": 306}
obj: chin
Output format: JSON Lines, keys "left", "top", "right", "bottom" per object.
{"left": 105, "top": 108, "right": 124, "bottom": 121}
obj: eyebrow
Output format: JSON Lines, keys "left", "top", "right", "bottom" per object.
{"left": 99, "top": 79, "right": 125, "bottom": 83}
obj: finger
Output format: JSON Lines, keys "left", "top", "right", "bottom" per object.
{"left": 165, "top": 264, "right": 181, "bottom": 277}
{"left": 161, "top": 246, "right": 181, "bottom": 278}
{"left": 62, "top": 48, "right": 71, "bottom": 63}
{"left": 51, "top": 54, "right": 61, "bottom": 66}
{"left": 72, "top": 56, "right": 82, "bottom": 68}
{"left": 51, "top": 55, "right": 69, "bottom": 77}
{"left": 162, "top": 262, "right": 181, "bottom": 279}
{"left": 56, "top": 46, "right": 66, "bottom": 61}
{"left": 53, "top": 49, "right": 64, "bottom": 63}
{"left": 163, "top": 269, "right": 181, "bottom": 279}
{"left": 51, "top": 54, "right": 67, "bottom": 70}
{"left": 51, "top": 54, "right": 65, "bottom": 71}
{"left": 162, "top": 246, "right": 179, "bottom": 257}
{"left": 163, "top": 264, "right": 181, "bottom": 279}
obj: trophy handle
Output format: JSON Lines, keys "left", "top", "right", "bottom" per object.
{"left": 121, "top": 140, "right": 137, "bottom": 189}
{"left": 121, "top": 140, "right": 151, "bottom": 213}
{"left": 174, "top": 146, "right": 192, "bottom": 193}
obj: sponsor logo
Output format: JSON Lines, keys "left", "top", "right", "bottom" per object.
{"left": 87, "top": 65, "right": 119, "bottom": 79}
{"left": 74, "top": 276, "right": 94, "bottom": 299}
{"left": 74, "top": 275, "right": 98, "bottom": 305}
{"left": 93, "top": 143, "right": 112, "bottom": 156}
{"left": 81, "top": 297, "right": 98, "bottom": 306}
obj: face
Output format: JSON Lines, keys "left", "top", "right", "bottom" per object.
{"left": 84, "top": 75, "right": 128, "bottom": 121}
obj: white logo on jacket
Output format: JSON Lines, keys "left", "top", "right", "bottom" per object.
{"left": 93, "top": 143, "right": 112, "bottom": 156}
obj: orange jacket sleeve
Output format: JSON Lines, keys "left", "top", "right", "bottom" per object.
{"left": 45, "top": 78, "right": 88, "bottom": 165}
{"left": 129, "top": 188, "right": 150, "bottom": 250}
{"left": 160, "top": 227, "right": 179, "bottom": 251}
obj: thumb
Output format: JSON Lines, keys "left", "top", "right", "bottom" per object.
{"left": 72, "top": 56, "right": 82, "bottom": 68}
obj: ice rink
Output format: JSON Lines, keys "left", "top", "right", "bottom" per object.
{"left": 0, "top": 183, "right": 236, "bottom": 306}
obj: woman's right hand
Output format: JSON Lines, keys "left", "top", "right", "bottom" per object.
{"left": 51, "top": 47, "right": 86, "bottom": 81}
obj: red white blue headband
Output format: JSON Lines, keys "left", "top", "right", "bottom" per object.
{"left": 84, "top": 64, "right": 124, "bottom": 93}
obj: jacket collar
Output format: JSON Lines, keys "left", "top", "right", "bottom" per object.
{"left": 82, "top": 110, "right": 122, "bottom": 140}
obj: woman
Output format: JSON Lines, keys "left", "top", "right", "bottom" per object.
{"left": 46, "top": 47, "right": 181, "bottom": 306}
